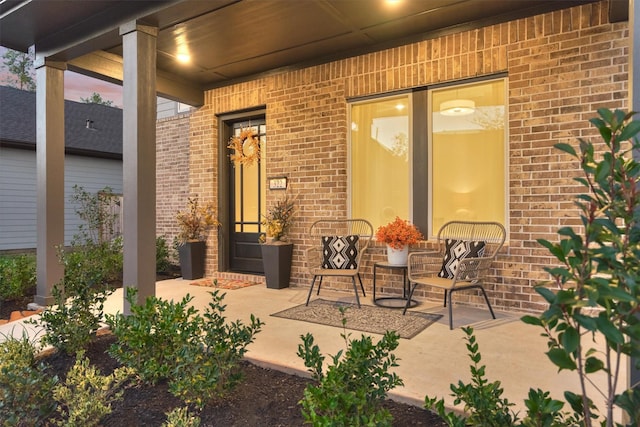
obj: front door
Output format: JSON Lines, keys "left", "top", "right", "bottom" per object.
{"left": 227, "top": 118, "right": 266, "bottom": 273}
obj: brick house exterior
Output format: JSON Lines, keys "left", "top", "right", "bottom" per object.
{"left": 157, "top": 0, "right": 628, "bottom": 313}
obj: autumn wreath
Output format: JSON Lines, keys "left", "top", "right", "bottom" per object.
{"left": 228, "top": 128, "right": 260, "bottom": 166}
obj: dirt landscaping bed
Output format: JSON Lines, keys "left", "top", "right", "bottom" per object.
{"left": 40, "top": 333, "right": 447, "bottom": 426}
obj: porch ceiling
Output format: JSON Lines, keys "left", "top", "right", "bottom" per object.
{"left": 0, "top": 0, "right": 624, "bottom": 105}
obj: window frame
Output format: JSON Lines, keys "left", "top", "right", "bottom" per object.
{"left": 347, "top": 91, "right": 414, "bottom": 230}
{"left": 425, "top": 76, "right": 509, "bottom": 239}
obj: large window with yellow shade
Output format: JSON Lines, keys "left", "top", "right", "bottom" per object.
{"left": 349, "top": 78, "right": 507, "bottom": 239}
{"left": 429, "top": 79, "right": 506, "bottom": 235}
{"left": 350, "top": 95, "right": 411, "bottom": 231}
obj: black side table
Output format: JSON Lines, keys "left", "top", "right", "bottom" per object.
{"left": 372, "top": 261, "right": 419, "bottom": 309}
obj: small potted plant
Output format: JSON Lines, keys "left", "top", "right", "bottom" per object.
{"left": 176, "top": 197, "right": 220, "bottom": 280}
{"left": 260, "top": 192, "right": 296, "bottom": 289}
{"left": 375, "top": 217, "right": 423, "bottom": 265}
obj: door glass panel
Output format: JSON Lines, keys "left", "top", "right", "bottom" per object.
{"left": 231, "top": 123, "right": 265, "bottom": 233}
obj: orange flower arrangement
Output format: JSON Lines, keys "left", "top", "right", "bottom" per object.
{"left": 375, "top": 217, "right": 423, "bottom": 249}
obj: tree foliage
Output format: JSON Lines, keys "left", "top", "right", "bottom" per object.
{"left": 80, "top": 92, "right": 114, "bottom": 106}
{"left": 2, "top": 48, "right": 35, "bottom": 91}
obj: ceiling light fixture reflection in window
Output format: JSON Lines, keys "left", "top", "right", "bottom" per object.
{"left": 440, "top": 99, "right": 476, "bottom": 116}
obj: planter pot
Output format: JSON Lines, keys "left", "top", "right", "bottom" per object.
{"left": 178, "top": 240, "right": 206, "bottom": 280}
{"left": 260, "top": 242, "right": 293, "bottom": 289}
{"left": 386, "top": 244, "right": 408, "bottom": 266}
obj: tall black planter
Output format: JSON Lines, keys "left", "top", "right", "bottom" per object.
{"left": 260, "top": 242, "right": 293, "bottom": 289}
{"left": 178, "top": 241, "right": 206, "bottom": 280}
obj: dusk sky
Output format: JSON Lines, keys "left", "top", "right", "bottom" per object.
{"left": 0, "top": 47, "right": 123, "bottom": 107}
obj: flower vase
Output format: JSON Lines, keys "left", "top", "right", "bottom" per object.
{"left": 386, "top": 244, "right": 408, "bottom": 265}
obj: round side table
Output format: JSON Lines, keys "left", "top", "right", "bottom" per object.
{"left": 372, "top": 261, "right": 419, "bottom": 309}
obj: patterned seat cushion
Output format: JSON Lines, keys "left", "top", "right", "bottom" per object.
{"left": 438, "top": 239, "right": 486, "bottom": 279}
{"left": 321, "top": 235, "right": 359, "bottom": 269}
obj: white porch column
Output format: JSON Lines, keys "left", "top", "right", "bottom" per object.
{"left": 120, "top": 21, "right": 158, "bottom": 313}
{"left": 34, "top": 58, "right": 66, "bottom": 306}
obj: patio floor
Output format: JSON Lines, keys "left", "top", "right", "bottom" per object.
{"left": 0, "top": 277, "right": 624, "bottom": 420}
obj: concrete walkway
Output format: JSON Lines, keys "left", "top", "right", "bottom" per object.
{"left": 0, "top": 277, "right": 624, "bottom": 421}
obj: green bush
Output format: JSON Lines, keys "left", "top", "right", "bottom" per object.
{"left": 425, "top": 327, "right": 517, "bottom": 427}
{"left": 30, "top": 245, "right": 114, "bottom": 355}
{"left": 156, "top": 235, "right": 171, "bottom": 273}
{"left": 163, "top": 406, "right": 202, "bottom": 427}
{"left": 63, "top": 238, "right": 123, "bottom": 287}
{"left": 52, "top": 351, "right": 134, "bottom": 427}
{"left": 106, "top": 288, "right": 263, "bottom": 408}
{"left": 426, "top": 109, "right": 640, "bottom": 427}
{"left": 0, "top": 333, "right": 58, "bottom": 426}
{"left": 523, "top": 108, "right": 640, "bottom": 426}
{"left": 297, "top": 307, "right": 403, "bottom": 426}
{"left": 70, "top": 185, "right": 120, "bottom": 245}
{"left": 0, "top": 254, "right": 36, "bottom": 301}
{"left": 106, "top": 288, "right": 202, "bottom": 384}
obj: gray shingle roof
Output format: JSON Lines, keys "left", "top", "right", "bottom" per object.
{"left": 0, "top": 85, "right": 122, "bottom": 158}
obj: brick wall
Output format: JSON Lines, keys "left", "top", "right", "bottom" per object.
{"left": 181, "top": 0, "right": 628, "bottom": 313}
{"left": 156, "top": 113, "right": 191, "bottom": 259}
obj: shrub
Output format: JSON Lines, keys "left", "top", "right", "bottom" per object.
{"left": 31, "top": 246, "right": 114, "bottom": 355}
{"left": 106, "top": 288, "right": 202, "bottom": 384}
{"left": 106, "top": 288, "right": 263, "bottom": 408}
{"left": 168, "top": 291, "right": 264, "bottom": 408}
{"left": 63, "top": 238, "right": 123, "bottom": 286}
{"left": 426, "top": 327, "right": 578, "bottom": 427}
{"left": 426, "top": 109, "right": 640, "bottom": 427}
{"left": 425, "top": 327, "right": 517, "bottom": 427}
{"left": 70, "top": 185, "right": 120, "bottom": 245}
{"left": 0, "top": 253, "right": 36, "bottom": 301}
{"left": 52, "top": 351, "right": 134, "bottom": 427}
{"left": 522, "top": 109, "right": 640, "bottom": 426}
{"left": 156, "top": 235, "right": 171, "bottom": 273}
{"left": 297, "top": 307, "right": 403, "bottom": 426}
{"left": 0, "top": 333, "right": 57, "bottom": 426}
{"left": 163, "top": 406, "right": 202, "bottom": 427}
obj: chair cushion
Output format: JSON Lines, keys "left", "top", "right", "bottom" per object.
{"left": 321, "top": 235, "right": 359, "bottom": 269}
{"left": 438, "top": 239, "right": 486, "bottom": 279}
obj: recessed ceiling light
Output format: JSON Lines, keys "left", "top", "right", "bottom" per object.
{"left": 177, "top": 52, "right": 191, "bottom": 64}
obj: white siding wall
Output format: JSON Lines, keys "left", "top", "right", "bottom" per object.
{"left": 0, "top": 147, "right": 123, "bottom": 250}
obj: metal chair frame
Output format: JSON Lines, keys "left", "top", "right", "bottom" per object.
{"left": 305, "top": 218, "right": 373, "bottom": 308}
{"left": 404, "top": 221, "right": 506, "bottom": 329}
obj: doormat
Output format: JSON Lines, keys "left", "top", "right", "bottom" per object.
{"left": 189, "top": 278, "right": 260, "bottom": 290}
{"left": 271, "top": 299, "right": 442, "bottom": 339}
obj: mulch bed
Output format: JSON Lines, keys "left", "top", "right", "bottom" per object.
{"left": 40, "top": 333, "right": 447, "bottom": 426}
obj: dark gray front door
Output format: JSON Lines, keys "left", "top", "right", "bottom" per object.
{"left": 228, "top": 118, "right": 266, "bottom": 273}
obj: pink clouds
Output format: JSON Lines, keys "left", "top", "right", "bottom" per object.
{"left": 0, "top": 46, "right": 122, "bottom": 107}
{"left": 64, "top": 72, "right": 122, "bottom": 107}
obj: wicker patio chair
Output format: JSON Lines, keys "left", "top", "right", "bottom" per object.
{"left": 305, "top": 218, "right": 373, "bottom": 308}
{"left": 404, "top": 221, "right": 506, "bottom": 329}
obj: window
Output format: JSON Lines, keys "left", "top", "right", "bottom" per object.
{"left": 429, "top": 79, "right": 507, "bottom": 235}
{"left": 349, "top": 94, "right": 411, "bottom": 230}
{"left": 349, "top": 78, "right": 507, "bottom": 239}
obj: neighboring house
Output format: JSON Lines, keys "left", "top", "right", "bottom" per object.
{"left": 0, "top": 85, "right": 123, "bottom": 251}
